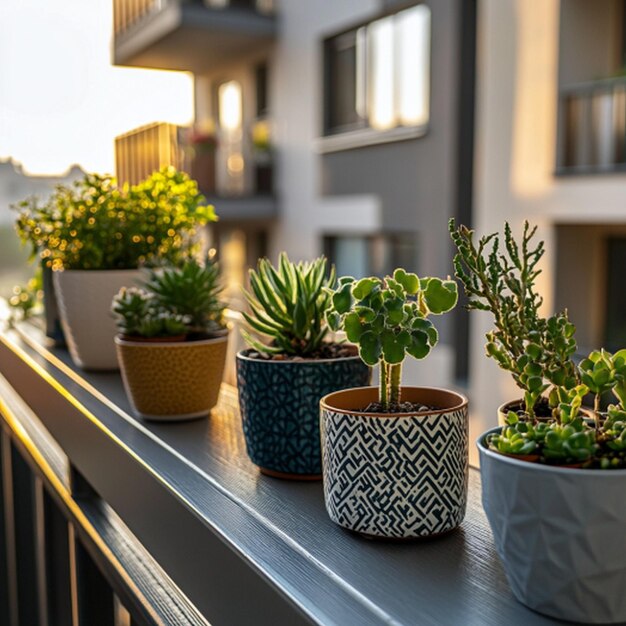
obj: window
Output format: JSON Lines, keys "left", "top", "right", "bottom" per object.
{"left": 323, "top": 4, "right": 431, "bottom": 136}
{"left": 605, "top": 238, "right": 626, "bottom": 351}
{"left": 323, "top": 233, "right": 417, "bottom": 279}
{"left": 255, "top": 63, "right": 268, "bottom": 118}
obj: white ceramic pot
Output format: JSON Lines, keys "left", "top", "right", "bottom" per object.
{"left": 321, "top": 386, "right": 469, "bottom": 539}
{"left": 53, "top": 269, "right": 144, "bottom": 370}
{"left": 480, "top": 427, "right": 626, "bottom": 623}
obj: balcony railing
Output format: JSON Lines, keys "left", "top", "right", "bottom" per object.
{"left": 113, "top": 0, "right": 160, "bottom": 36}
{"left": 557, "top": 76, "right": 626, "bottom": 174}
{"left": 115, "top": 122, "right": 186, "bottom": 186}
{"left": 112, "top": 0, "right": 277, "bottom": 72}
{"left": 114, "top": 122, "right": 276, "bottom": 220}
{"left": 113, "top": 0, "right": 275, "bottom": 36}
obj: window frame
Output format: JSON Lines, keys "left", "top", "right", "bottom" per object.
{"left": 321, "top": 2, "right": 432, "bottom": 141}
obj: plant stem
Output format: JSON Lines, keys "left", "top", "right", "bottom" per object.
{"left": 390, "top": 363, "right": 402, "bottom": 406}
{"left": 594, "top": 393, "right": 601, "bottom": 428}
{"left": 380, "top": 362, "right": 388, "bottom": 410}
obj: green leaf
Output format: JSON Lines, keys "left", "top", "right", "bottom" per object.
{"left": 344, "top": 312, "right": 365, "bottom": 342}
{"left": 359, "top": 331, "right": 382, "bottom": 365}
{"left": 332, "top": 283, "right": 352, "bottom": 314}
{"left": 352, "top": 277, "right": 378, "bottom": 300}
{"left": 421, "top": 278, "right": 458, "bottom": 315}
{"left": 393, "top": 268, "right": 419, "bottom": 294}
{"left": 325, "top": 310, "right": 340, "bottom": 331}
{"left": 407, "top": 329, "right": 430, "bottom": 360}
{"left": 381, "top": 330, "right": 406, "bottom": 364}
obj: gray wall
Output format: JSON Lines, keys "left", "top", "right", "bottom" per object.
{"left": 559, "top": 0, "right": 622, "bottom": 86}
{"left": 321, "top": 0, "right": 462, "bottom": 281}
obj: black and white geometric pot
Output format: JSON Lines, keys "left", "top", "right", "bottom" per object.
{"left": 479, "top": 427, "right": 626, "bottom": 624}
{"left": 320, "top": 386, "right": 469, "bottom": 539}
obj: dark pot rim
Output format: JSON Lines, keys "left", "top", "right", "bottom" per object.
{"left": 321, "top": 385, "right": 468, "bottom": 418}
{"left": 478, "top": 426, "right": 626, "bottom": 475}
{"left": 236, "top": 347, "right": 365, "bottom": 365}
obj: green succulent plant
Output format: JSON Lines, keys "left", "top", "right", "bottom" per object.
{"left": 13, "top": 167, "right": 215, "bottom": 271}
{"left": 449, "top": 219, "right": 578, "bottom": 418}
{"left": 241, "top": 253, "right": 336, "bottom": 357}
{"left": 326, "top": 268, "right": 458, "bottom": 409}
{"left": 542, "top": 419, "right": 597, "bottom": 464}
{"left": 112, "top": 287, "right": 189, "bottom": 339}
{"left": 144, "top": 260, "right": 225, "bottom": 336}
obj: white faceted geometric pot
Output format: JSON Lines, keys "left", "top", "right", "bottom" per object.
{"left": 320, "top": 386, "right": 469, "bottom": 539}
{"left": 53, "top": 269, "right": 144, "bottom": 370}
{"left": 479, "top": 427, "right": 626, "bottom": 624}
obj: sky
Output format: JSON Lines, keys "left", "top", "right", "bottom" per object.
{"left": 0, "top": 0, "right": 194, "bottom": 176}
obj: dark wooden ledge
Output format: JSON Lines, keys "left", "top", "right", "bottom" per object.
{"left": 0, "top": 322, "right": 559, "bottom": 625}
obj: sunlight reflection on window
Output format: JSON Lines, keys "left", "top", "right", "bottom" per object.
{"left": 219, "top": 81, "right": 242, "bottom": 132}
{"left": 397, "top": 5, "right": 431, "bottom": 127}
{"left": 369, "top": 16, "right": 396, "bottom": 130}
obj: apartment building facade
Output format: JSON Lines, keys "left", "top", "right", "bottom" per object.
{"left": 471, "top": 0, "right": 626, "bottom": 439}
{"left": 112, "top": 0, "right": 476, "bottom": 388}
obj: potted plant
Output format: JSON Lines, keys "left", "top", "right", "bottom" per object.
{"left": 14, "top": 167, "right": 215, "bottom": 370}
{"left": 112, "top": 260, "right": 228, "bottom": 421}
{"left": 451, "top": 218, "right": 626, "bottom": 624}
{"left": 236, "top": 253, "right": 371, "bottom": 479}
{"left": 320, "top": 269, "right": 466, "bottom": 539}
{"left": 186, "top": 126, "right": 218, "bottom": 194}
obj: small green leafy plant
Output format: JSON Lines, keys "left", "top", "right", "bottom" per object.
{"left": 241, "top": 253, "right": 336, "bottom": 357}
{"left": 13, "top": 167, "right": 215, "bottom": 271}
{"left": 326, "top": 269, "right": 458, "bottom": 410}
{"left": 112, "top": 260, "right": 226, "bottom": 340}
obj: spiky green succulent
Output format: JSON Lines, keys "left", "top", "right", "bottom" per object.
{"left": 241, "top": 253, "right": 336, "bottom": 357}
{"left": 144, "top": 260, "right": 225, "bottom": 335}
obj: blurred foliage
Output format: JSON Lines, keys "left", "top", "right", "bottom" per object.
{"left": 12, "top": 167, "right": 216, "bottom": 271}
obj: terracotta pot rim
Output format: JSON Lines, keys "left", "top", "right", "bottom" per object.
{"left": 321, "top": 385, "right": 468, "bottom": 418}
{"left": 115, "top": 333, "right": 228, "bottom": 348}
{"left": 479, "top": 426, "right": 626, "bottom": 475}
{"left": 236, "top": 347, "right": 364, "bottom": 365}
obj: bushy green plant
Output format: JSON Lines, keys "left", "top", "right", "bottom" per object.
{"left": 241, "top": 253, "right": 336, "bottom": 357}
{"left": 112, "top": 260, "right": 225, "bottom": 339}
{"left": 13, "top": 167, "right": 215, "bottom": 271}
{"left": 8, "top": 271, "right": 43, "bottom": 321}
{"left": 450, "top": 219, "right": 578, "bottom": 417}
{"left": 326, "top": 269, "right": 458, "bottom": 409}
{"left": 112, "top": 287, "right": 189, "bottom": 338}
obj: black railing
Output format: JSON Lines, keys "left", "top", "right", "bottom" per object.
{"left": 558, "top": 76, "right": 626, "bottom": 174}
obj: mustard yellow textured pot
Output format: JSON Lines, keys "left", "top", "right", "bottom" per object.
{"left": 115, "top": 334, "right": 228, "bottom": 421}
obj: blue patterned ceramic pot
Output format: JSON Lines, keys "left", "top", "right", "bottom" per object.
{"left": 236, "top": 349, "right": 371, "bottom": 478}
{"left": 321, "top": 386, "right": 469, "bottom": 538}
{"left": 480, "top": 427, "right": 626, "bottom": 624}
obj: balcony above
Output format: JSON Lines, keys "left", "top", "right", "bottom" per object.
{"left": 113, "top": 0, "right": 277, "bottom": 73}
{"left": 557, "top": 76, "right": 626, "bottom": 176}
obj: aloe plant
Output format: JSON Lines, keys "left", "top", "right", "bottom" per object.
{"left": 326, "top": 269, "right": 458, "bottom": 410}
{"left": 241, "top": 253, "right": 336, "bottom": 357}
